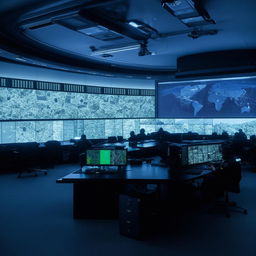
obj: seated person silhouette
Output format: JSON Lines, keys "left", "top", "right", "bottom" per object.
{"left": 238, "top": 129, "right": 247, "bottom": 142}
{"left": 128, "top": 131, "right": 137, "bottom": 142}
{"left": 155, "top": 127, "right": 170, "bottom": 141}
{"left": 221, "top": 131, "right": 229, "bottom": 140}
{"left": 136, "top": 128, "right": 148, "bottom": 141}
{"left": 233, "top": 129, "right": 247, "bottom": 157}
{"left": 76, "top": 134, "right": 91, "bottom": 153}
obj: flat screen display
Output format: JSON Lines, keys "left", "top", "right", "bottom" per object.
{"left": 85, "top": 149, "right": 127, "bottom": 166}
{"left": 187, "top": 144, "right": 223, "bottom": 165}
{"left": 157, "top": 77, "right": 256, "bottom": 118}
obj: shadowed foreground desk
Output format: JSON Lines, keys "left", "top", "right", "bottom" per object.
{"left": 57, "top": 162, "right": 212, "bottom": 219}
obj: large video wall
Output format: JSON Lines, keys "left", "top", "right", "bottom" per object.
{"left": 0, "top": 87, "right": 154, "bottom": 120}
{"left": 157, "top": 77, "right": 256, "bottom": 118}
{"left": 1, "top": 118, "right": 256, "bottom": 143}
{"left": 1, "top": 76, "right": 256, "bottom": 143}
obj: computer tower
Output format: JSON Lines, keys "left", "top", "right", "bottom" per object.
{"left": 119, "top": 194, "right": 144, "bottom": 239}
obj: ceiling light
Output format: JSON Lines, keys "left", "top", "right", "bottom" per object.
{"left": 127, "top": 20, "right": 159, "bottom": 38}
{"left": 128, "top": 21, "right": 140, "bottom": 28}
{"left": 161, "top": 0, "right": 215, "bottom": 27}
{"left": 79, "top": 25, "right": 124, "bottom": 41}
{"left": 90, "top": 43, "right": 140, "bottom": 56}
{"left": 15, "top": 57, "right": 27, "bottom": 62}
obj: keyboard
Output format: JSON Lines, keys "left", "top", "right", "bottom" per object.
{"left": 182, "top": 169, "right": 204, "bottom": 175}
{"left": 75, "top": 168, "right": 120, "bottom": 174}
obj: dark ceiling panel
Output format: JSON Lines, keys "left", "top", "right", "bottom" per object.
{"left": 0, "top": 0, "right": 256, "bottom": 80}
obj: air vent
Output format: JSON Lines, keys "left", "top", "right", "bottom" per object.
{"left": 78, "top": 25, "right": 124, "bottom": 41}
{"left": 29, "top": 22, "right": 54, "bottom": 30}
{"left": 55, "top": 14, "right": 94, "bottom": 30}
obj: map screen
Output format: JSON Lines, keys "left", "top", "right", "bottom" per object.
{"left": 157, "top": 78, "right": 256, "bottom": 118}
{"left": 187, "top": 144, "right": 223, "bottom": 165}
{"left": 86, "top": 149, "right": 127, "bottom": 166}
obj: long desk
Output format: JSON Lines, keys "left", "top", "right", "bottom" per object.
{"left": 57, "top": 161, "right": 212, "bottom": 219}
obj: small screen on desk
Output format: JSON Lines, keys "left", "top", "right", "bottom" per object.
{"left": 85, "top": 149, "right": 127, "bottom": 166}
{"left": 187, "top": 144, "right": 223, "bottom": 165}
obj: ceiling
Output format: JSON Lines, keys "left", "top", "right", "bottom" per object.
{"left": 0, "top": 0, "right": 256, "bottom": 80}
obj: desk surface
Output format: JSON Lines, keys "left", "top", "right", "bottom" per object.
{"left": 96, "top": 140, "right": 157, "bottom": 152}
{"left": 57, "top": 163, "right": 212, "bottom": 184}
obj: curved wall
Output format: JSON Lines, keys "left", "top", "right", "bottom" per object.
{"left": 1, "top": 61, "right": 256, "bottom": 143}
{"left": 0, "top": 61, "right": 155, "bottom": 89}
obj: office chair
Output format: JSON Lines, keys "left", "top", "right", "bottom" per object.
{"left": 44, "top": 140, "right": 62, "bottom": 166}
{"left": 117, "top": 136, "right": 124, "bottom": 142}
{"left": 215, "top": 160, "right": 248, "bottom": 218}
{"left": 17, "top": 142, "right": 48, "bottom": 178}
{"left": 108, "top": 136, "right": 118, "bottom": 143}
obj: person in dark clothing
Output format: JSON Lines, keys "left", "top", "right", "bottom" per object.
{"left": 128, "top": 131, "right": 137, "bottom": 142}
{"left": 232, "top": 129, "right": 247, "bottom": 158}
{"left": 136, "top": 128, "right": 148, "bottom": 141}
{"left": 238, "top": 129, "right": 247, "bottom": 142}
{"left": 76, "top": 134, "right": 91, "bottom": 153}
{"left": 155, "top": 127, "right": 170, "bottom": 141}
{"left": 221, "top": 131, "right": 229, "bottom": 140}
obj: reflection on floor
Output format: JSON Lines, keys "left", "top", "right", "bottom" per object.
{"left": 0, "top": 164, "right": 255, "bottom": 256}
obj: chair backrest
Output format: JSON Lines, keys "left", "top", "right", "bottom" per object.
{"left": 117, "top": 136, "right": 123, "bottom": 142}
{"left": 45, "top": 140, "right": 61, "bottom": 148}
{"left": 223, "top": 161, "right": 242, "bottom": 193}
{"left": 108, "top": 136, "right": 117, "bottom": 143}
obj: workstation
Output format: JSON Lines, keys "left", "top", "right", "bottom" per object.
{"left": 56, "top": 138, "right": 237, "bottom": 238}
{"left": 0, "top": 0, "right": 256, "bottom": 255}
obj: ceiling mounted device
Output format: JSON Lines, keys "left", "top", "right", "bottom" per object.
{"left": 187, "top": 29, "right": 218, "bottom": 39}
{"left": 90, "top": 40, "right": 152, "bottom": 57}
{"left": 127, "top": 20, "right": 159, "bottom": 39}
{"left": 138, "top": 41, "right": 152, "bottom": 56}
{"left": 161, "top": 0, "right": 215, "bottom": 27}
{"left": 90, "top": 43, "right": 140, "bottom": 56}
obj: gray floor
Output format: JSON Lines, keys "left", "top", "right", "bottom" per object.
{"left": 0, "top": 164, "right": 255, "bottom": 256}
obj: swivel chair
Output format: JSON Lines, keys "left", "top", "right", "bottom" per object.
{"left": 108, "top": 136, "right": 118, "bottom": 143}
{"left": 217, "top": 159, "right": 248, "bottom": 218}
{"left": 17, "top": 142, "right": 48, "bottom": 178}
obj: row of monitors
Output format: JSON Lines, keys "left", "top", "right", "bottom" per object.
{"left": 176, "top": 143, "right": 223, "bottom": 166}
{"left": 83, "top": 144, "right": 223, "bottom": 167}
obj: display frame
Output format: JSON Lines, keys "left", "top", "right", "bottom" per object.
{"left": 156, "top": 75, "right": 256, "bottom": 119}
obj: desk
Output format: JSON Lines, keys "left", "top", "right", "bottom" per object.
{"left": 57, "top": 161, "right": 212, "bottom": 219}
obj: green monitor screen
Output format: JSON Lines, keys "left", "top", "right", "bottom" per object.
{"left": 85, "top": 149, "right": 127, "bottom": 166}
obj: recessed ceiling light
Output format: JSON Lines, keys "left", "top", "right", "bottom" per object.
{"left": 128, "top": 21, "right": 140, "bottom": 28}
{"left": 15, "top": 57, "right": 27, "bottom": 62}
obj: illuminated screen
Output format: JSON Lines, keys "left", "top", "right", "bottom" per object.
{"left": 187, "top": 144, "right": 223, "bottom": 165}
{"left": 0, "top": 87, "right": 154, "bottom": 120}
{"left": 86, "top": 149, "right": 127, "bottom": 166}
{"left": 157, "top": 77, "right": 256, "bottom": 118}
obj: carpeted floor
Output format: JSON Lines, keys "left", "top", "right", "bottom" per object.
{"left": 0, "top": 164, "right": 255, "bottom": 256}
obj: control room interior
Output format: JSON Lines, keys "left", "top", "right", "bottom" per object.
{"left": 0, "top": 1, "right": 256, "bottom": 256}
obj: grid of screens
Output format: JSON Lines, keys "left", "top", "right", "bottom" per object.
{"left": 1, "top": 118, "right": 256, "bottom": 143}
{"left": 0, "top": 87, "right": 154, "bottom": 120}
{"left": 157, "top": 77, "right": 256, "bottom": 118}
{"left": 86, "top": 149, "right": 127, "bottom": 166}
{"left": 187, "top": 144, "right": 223, "bottom": 165}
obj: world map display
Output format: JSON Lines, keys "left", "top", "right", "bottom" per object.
{"left": 157, "top": 78, "right": 256, "bottom": 118}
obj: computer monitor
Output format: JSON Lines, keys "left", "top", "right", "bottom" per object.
{"left": 85, "top": 148, "right": 127, "bottom": 166}
{"left": 168, "top": 142, "right": 223, "bottom": 168}
{"left": 187, "top": 143, "right": 223, "bottom": 165}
